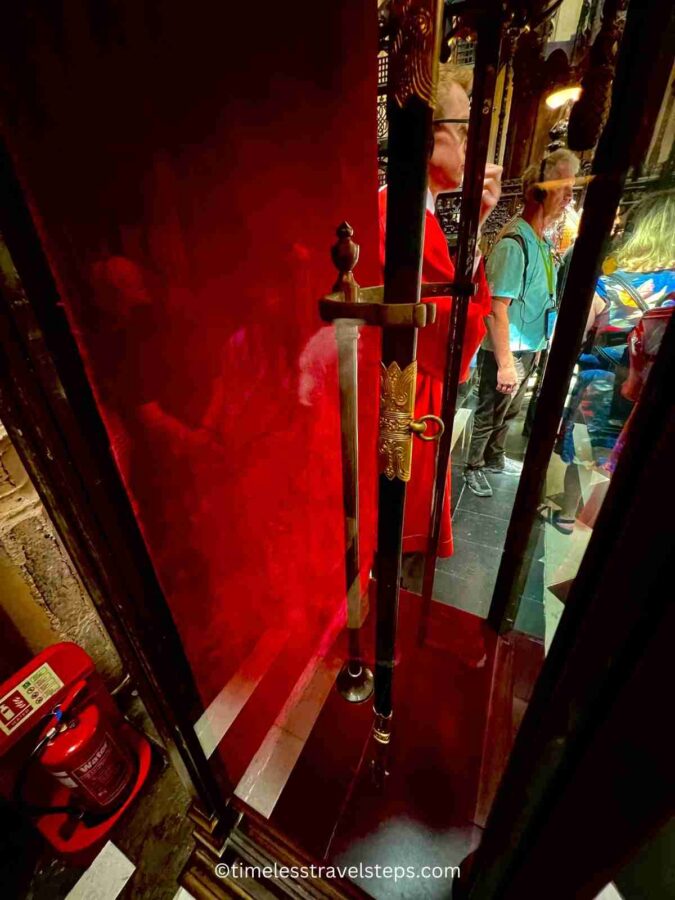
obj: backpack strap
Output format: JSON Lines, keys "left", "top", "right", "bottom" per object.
{"left": 498, "top": 232, "right": 529, "bottom": 302}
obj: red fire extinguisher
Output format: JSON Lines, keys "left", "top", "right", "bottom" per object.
{"left": 14, "top": 680, "right": 137, "bottom": 824}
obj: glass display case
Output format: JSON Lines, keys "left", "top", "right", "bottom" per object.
{"left": 0, "top": 1, "right": 673, "bottom": 898}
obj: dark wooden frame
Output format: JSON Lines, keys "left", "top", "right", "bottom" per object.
{"left": 0, "top": 140, "right": 235, "bottom": 828}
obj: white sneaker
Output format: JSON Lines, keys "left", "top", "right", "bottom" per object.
{"left": 484, "top": 457, "right": 523, "bottom": 475}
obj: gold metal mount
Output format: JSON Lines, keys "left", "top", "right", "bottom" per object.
{"left": 378, "top": 362, "right": 445, "bottom": 481}
{"left": 410, "top": 413, "right": 445, "bottom": 441}
{"left": 373, "top": 711, "right": 393, "bottom": 745}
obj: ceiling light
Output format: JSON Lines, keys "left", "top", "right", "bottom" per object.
{"left": 546, "top": 85, "right": 582, "bottom": 110}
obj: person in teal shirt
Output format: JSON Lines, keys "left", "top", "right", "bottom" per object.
{"left": 484, "top": 217, "right": 556, "bottom": 352}
{"left": 465, "top": 149, "right": 579, "bottom": 497}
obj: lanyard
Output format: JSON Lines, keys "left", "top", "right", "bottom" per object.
{"left": 537, "top": 240, "right": 555, "bottom": 303}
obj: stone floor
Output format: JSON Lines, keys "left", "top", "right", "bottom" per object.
{"left": 430, "top": 388, "right": 547, "bottom": 642}
{"left": 427, "top": 378, "right": 609, "bottom": 652}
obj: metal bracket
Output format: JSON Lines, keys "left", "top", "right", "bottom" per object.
{"left": 442, "top": 281, "right": 478, "bottom": 297}
{"left": 420, "top": 281, "right": 475, "bottom": 297}
{"left": 319, "top": 281, "right": 478, "bottom": 326}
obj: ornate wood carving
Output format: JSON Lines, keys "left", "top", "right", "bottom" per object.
{"left": 388, "top": 0, "right": 439, "bottom": 110}
{"left": 568, "top": 0, "right": 628, "bottom": 150}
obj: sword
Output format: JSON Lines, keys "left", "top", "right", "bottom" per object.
{"left": 331, "top": 224, "right": 374, "bottom": 703}
{"left": 371, "top": 0, "right": 444, "bottom": 751}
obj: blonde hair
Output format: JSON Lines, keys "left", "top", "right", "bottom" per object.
{"left": 522, "top": 148, "right": 580, "bottom": 199}
{"left": 435, "top": 63, "right": 473, "bottom": 118}
{"left": 615, "top": 191, "right": 675, "bottom": 273}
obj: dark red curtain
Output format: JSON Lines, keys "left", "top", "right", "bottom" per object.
{"left": 0, "top": 2, "right": 379, "bottom": 711}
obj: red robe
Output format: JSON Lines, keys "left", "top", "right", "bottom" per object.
{"left": 378, "top": 187, "right": 492, "bottom": 556}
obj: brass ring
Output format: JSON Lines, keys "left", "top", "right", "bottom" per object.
{"left": 410, "top": 414, "right": 445, "bottom": 442}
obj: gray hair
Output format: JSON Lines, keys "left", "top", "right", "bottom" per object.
{"left": 522, "top": 148, "right": 580, "bottom": 199}
{"left": 434, "top": 63, "right": 473, "bottom": 118}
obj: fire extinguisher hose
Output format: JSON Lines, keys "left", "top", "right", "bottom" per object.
{"left": 12, "top": 708, "right": 88, "bottom": 820}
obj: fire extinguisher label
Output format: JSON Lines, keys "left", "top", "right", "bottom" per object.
{"left": 73, "top": 733, "right": 132, "bottom": 806}
{"left": 0, "top": 664, "right": 64, "bottom": 736}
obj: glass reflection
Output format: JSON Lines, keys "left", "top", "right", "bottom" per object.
{"left": 532, "top": 189, "right": 675, "bottom": 648}
{"left": 426, "top": 150, "right": 582, "bottom": 633}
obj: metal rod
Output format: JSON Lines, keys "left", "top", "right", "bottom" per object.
{"left": 419, "top": 12, "right": 503, "bottom": 644}
{"left": 486, "top": 0, "right": 675, "bottom": 636}
{"left": 373, "top": 0, "right": 444, "bottom": 745}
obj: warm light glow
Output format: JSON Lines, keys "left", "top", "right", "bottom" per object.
{"left": 546, "top": 85, "right": 582, "bottom": 109}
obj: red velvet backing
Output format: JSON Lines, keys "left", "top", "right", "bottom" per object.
{"left": 0, "top": 2, "right": 379, "bottom": 710}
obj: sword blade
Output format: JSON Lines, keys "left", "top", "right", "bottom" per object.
{"left": 335, "top": 318, "right": 362, "bottom": 629}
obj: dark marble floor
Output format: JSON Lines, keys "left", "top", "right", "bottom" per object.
{"left": 432, "top": 393, "right": 546, "bottom": 641}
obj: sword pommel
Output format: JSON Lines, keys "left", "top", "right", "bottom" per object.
{"left": 331, "top": 222, "right": 360, "bottom": 303}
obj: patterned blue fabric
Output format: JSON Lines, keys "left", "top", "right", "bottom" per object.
{"left": 595, "top": 269, "right": 675, "bottom": 330}
{"left": 558, "top": 268, "right": 675, "bottom": 463}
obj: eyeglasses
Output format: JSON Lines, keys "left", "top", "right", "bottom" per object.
{"left": 432, "top": 117, "right": 469, "bottom": 143}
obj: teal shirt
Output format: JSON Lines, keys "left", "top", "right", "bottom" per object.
{"left": 485, "top": 217, "right": 556, "bottom": 352}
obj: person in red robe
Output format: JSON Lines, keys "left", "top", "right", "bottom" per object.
{"left": 378, "top": 65, "right": 501, "bottom": 559}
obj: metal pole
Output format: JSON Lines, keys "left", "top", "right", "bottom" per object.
{"left": 419, "top": 11, "right": 503, "bottom": 644}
